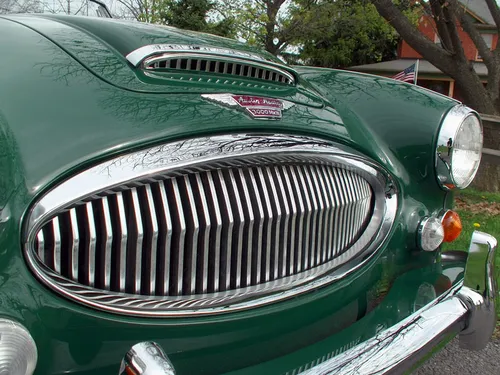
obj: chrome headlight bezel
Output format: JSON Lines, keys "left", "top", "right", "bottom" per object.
{"left": 435, "top": 105, "right": 483, "bottom": 190}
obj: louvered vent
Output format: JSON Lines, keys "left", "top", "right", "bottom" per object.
{"left": 143, "top": 54, "right": 295, "bottom": 85}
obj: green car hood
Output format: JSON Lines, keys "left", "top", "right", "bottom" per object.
{"left": 4, "top": 14, "right": 308, "bottom": 97}
{"left": 0, "top": 15, "right": 456, "bottom": 211}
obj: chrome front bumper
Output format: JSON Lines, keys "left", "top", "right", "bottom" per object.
{"left": 120, "top": 231, "right": 497, "bottom": 375}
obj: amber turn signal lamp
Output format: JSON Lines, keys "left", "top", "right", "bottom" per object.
{"left": 441, "top": 210, "right": 462, "bottom": 242}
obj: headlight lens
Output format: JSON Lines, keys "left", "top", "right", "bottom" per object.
{"left": 418, "top": 216, "right": 444, "bottom": 251}
{"left": 436, "top": 105, "right": 483, "bottom": 189}
{"left": 450, "top": 114, "right": 482, "bottom": 188}
{"left": 0, "top": 319, "right": 37, "bottom": 375}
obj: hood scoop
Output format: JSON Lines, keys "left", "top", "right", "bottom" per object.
{"left": 127, "top": 45, "right": 296, "bottom": 86}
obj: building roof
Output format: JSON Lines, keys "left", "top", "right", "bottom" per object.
{"left": 349, "top": 59, "right": 488, "bottom": 78}
{"left": 459, "top": 0, "right": 495, "bottom": 25}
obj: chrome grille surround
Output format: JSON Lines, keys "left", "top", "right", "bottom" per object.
{"left": 24, "top": 134, "right": 397, "bottom": 317}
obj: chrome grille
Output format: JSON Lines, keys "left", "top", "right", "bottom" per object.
{"left": 34, "top": 164, "right": 373, "bottom": 296}
{"left": 143, "top": 53, "right": 295, "bottom": 85}
{"left": 25, "top": 134, "right": 398, "bottom": 316}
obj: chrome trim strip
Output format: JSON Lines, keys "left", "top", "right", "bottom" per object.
{"left": 126, "top": 45, "right": 278, "bottom": 67}
{"left": 24, "top": 134, "right": 397, "bottom": 317}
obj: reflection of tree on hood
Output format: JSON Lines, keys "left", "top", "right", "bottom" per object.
{"left": 0, "top": 110, "right": 24, "bottom": 210}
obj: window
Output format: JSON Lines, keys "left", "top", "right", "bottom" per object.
{"left": 477, "top": 34, "right": 493, "bottom": 60}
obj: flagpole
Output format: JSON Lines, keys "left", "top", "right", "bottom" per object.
{"left": 414, "top": 59, "right": 420, "bottom": 85}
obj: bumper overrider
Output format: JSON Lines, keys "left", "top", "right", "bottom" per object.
{"left": 121, "top": 230, "right": 497, "bottom": 375}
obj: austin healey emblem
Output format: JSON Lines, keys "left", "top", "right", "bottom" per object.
{"left": 201, "top": 93, "right": 294, "bottom": 120}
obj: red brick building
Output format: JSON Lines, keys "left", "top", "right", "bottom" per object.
{"left": 349, "top": 1, "right": 498, "bottom": 100}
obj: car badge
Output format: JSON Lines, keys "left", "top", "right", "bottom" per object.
{"left": 201, "top": 93, "right": 294, "bottom": 119}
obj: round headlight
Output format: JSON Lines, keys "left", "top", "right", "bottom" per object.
{"left": 0, "top": 319, "right": 37, "bottom": 375}
{"left": 435, "top": 105, "right": 483, "bottom": 189}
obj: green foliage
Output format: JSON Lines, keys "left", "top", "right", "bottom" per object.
{"left": 218, "top": 0, "right": 310, "bottom": 55}
{"left": 139, "top": 0, "right": 236, "bottom": 38}
{"left": 295, "top": 0, "right": 400, "bottom": 68}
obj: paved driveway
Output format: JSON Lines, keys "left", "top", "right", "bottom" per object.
{"left": 414, "top": 337, "right": 500, "bottom": 374}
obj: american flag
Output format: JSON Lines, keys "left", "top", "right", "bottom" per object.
{"left": 392, "top": 62, "right": 418, "bottom": 83}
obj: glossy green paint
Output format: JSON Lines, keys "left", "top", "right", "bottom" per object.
{"left": 0, "top": 14, "right": 463, "bottom": 375}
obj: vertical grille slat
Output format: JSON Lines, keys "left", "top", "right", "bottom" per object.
{"left": 157, "top": 181, "right": 173, "bottom": 295}
{"left": 226, "top": 169, "right": 245, "bottom": 289}
{"left": 194, "top": 173, "right": 212, "bottom": 293}
{"left": 213, "top": 170, "right": 233, "bottom": 291}
{"left": 100, "top": 196, "right": 113, "bottom": 290}
{"left": 246, "top": 168, "right": 264, "bottom": 285}
{"left": 170, "top": 178, "right": 187, "bottom": 296}
{"left": 256, "top": 167, "right": 273, "bottom": 283}
{"left": 130, "top": 188, "right": 144, "bottom": 294}
{"left": 273, "top": 166, "right": 290, "bottom": 278}
{"left": 86, "top": 202, "right": 97, "bottom": 287}
{"left": 69, "top": 208, "right": 79, "bottom": 281}
{"left": 288, "top": 165, "right": 304, "bottom": 274}
{"left": 143, "top": 185, "right": 159, "bottom": 295}
{"left": 52, "top": 217, "right": 61, "bottom": 273}
{"left": 206, "top": 171, "right": 223, "bottom": 292}
{"left": 114, "top": 192, "right": 128, "bottom": 293}
{"left": 37, "top": 230, "right": 45, "bottom": 263}
{"left": 182, "top": 175, "right": 200, "bottom": 295}
{"left": 34, "top": 162, "right": 375, "bottom": 297}
{"left": 295, "top": 165, "right": 311, "bottom": 272}
{"left": 265, "top": 166, "right": 282, "bottom": 280}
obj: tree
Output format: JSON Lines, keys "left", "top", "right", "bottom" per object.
{"left": 295, "top": 0, "right": 400, "bottom": 68}
{"left": 371, "top": 0, "right": 500, "bottom": 115}
{"left": 0, "top": 0, "right": 42, "bottom": 13}
{"left": 114, "top": 0, "right": 235, "bottom": 37}
{"left": 219, "top": 0, "right": 314, "bottom": 55}
{"left": 159, "top": 0, "right": 236, "bottom": 36}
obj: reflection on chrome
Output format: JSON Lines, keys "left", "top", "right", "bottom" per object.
{"left": 285, "top": 230, "right": 497, "bottom": 374}
{"left": 435, "top": 104, "right": 483, "bottom": 190}
{"left": 458, "top": 231, "right": 497, "bottom": 350}
{"left": 24, "top": 134, "right": 397, "bottom": 317}
{"left": 126, "top": 44, "right": 283, "bottom": 67}
{"left": 120, "top": 342, "right": 176, "bottom": 375}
